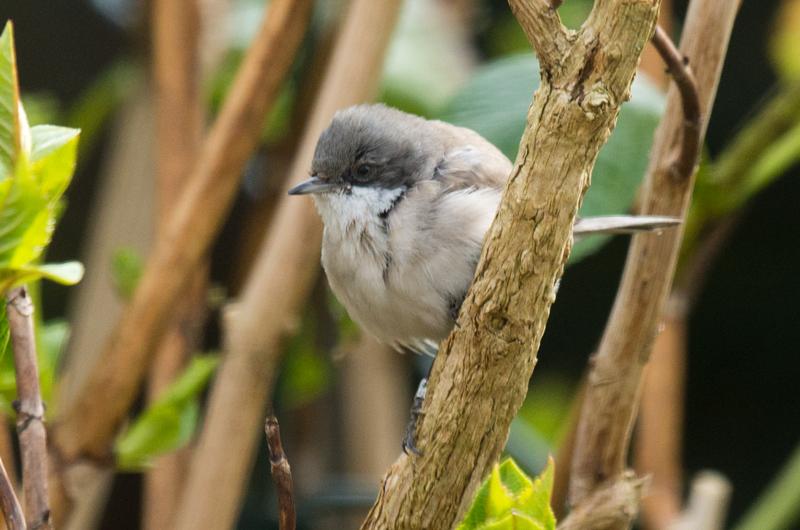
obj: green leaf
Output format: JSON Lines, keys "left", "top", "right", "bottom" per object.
{"left": 0, "top": 261, "right": 83, "bottom": 294}
{"left": 439, "top": 54, "right": 664, "bottom": 263}
{"left": 111, "top": 247, "right": 143, "bottom": 300}
{"left": 0, "top": 21, "right": 21, "bottom": 176}
{"left": 457, "top": 458, "right": 556, "bottom": 530}
{"left": 114, "top": 355, "right": 220, "bottom": 471}
{"left": 770, "top": 0, "right": 800, "bottom": 81}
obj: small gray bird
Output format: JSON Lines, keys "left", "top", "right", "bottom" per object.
{"left": 289, "top": 104, "right": 676, "bottom": 355}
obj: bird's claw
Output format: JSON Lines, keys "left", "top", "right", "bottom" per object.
{"left": 402, "top": 378, "right": 428, "bottom": 456}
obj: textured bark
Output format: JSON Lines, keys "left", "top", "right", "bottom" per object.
{"left": 569, "top": 0, "right": 740, "bottom": 510}
{"left": 6, "top": 288, "right": 51, "bottom": 530}
{"left": 360, "top": 1, "right": 661, "bottom": 528}
{"left": 557, "top": 472, "right": 646, "bottom": 530}
{"left": 171, "top": 1, "right": 403, "bottom": 529}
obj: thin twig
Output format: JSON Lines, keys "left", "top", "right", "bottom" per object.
{"left": 265, "top": 416, "right": 295, "bottom": 530}
{"left": 50, "top": 0, "right": 312, "bottom": 520}
{"left": 6, "top": 288, "right": 51, "bottom": 530}
{"left": 651, "top": 25, "right": 702, "bottom": 181}
{"left": 0, "top": 456, "right": 24, "bottom": 530}
{"left": 569, "top": 0, "right": 740, "bottom": 511}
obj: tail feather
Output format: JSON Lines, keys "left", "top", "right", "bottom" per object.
{"left": 573, "top": 215, "right": 680, "bottom": 237}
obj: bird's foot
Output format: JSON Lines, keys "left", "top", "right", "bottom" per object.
{"left": 402, "top": 378, "right": 427, "bottom": 456}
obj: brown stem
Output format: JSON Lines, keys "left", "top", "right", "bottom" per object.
{"left": 265, "top": 416, "right": 295, "bottom": 530}
{"left": 569, "top": 0, "right": 740, "bottom": 513}
{"left": 6, "top": 288, "right": 51, "bottom": 530}
{"left": 634, "top": 25, "right": 699, "bottom": 530}
{"left": 50, "top": 0, "right": 313, "bottom": 519}
{"left": 172, "top": 1, "right": 401, "bottom": 528}
{"left": 651, "top": 25, "right": 702, "bottom": 181}
{"left": 636, "top": 310, "right": 687, "bottom": 529}
{"left": 557, "top": 472, "right": 647, "bottom": 530}
{"left": 144, "top": 0, "right": 206, "bottom": 529}
{"left": 0, "top": 457, "right": 24, "bottom": 530}
{"left": 361, "top": 1, "right": 661, "bottom": 528}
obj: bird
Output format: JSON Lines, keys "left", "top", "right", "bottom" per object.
{"left": 289, "top": 103, "right": 677, "bottom": 355}
{"left": 288, "top": 104, "right": 677, "bottom": 453}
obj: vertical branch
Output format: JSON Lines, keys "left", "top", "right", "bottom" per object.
{"left": 569, "top": 0, "right": 740, "bottom": 510}
{"left": 144, "top": 1, "right": 206, "bottom": 529}
{"left": 173, "top": 1, "right": 404, "bottom": 528}
{"left": 361, "top": 1, "right": 661, "bottom": 528}
{"left": 0, "top": 456, "right": 24, "bottom": 530}
{"left": 265, "top": 416, "right": 295, "bottom": 530}
{"left": 6, "top": 288, "right": 51, "bottom": 530}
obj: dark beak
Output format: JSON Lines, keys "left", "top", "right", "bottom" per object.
{"left": 287, "top": 176, "right": 337, "bottom": 195}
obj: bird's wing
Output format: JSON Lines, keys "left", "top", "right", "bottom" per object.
{"left": 428, "top": 120, "right": 512, "bottom": 190}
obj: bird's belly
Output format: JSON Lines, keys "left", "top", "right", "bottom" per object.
{"left": 321, "top": 233, "right": 451, "bottom": 349}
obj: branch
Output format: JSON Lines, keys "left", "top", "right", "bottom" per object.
{"left": 51, "top": 0, "right": 312, "bottom": 498}
{"left": 557, "top": 472, "right": 647, "bottom": 530}
{"left": 361, "top": 1, "right": 661, "bottom": 528}
{"left": 507, "top": 0, "right": 570, "bottom": 74}
{"left": 668, "top": 472, "right": 731, "bottom": 530}
{"left": 172, "top": 1, "right": 403, "bottom": 529}
{"left": 0, "top": 456, "right": 24, "bottom": 530}
{"left": 265, "top": 416, "right": 295, "bottom": 530}
{"left": 144, "top": 1, "right": 206, "bottom": 529}
{"left": 6, "top": 288, "right": 51, "bottom": 530}
{"left": 569, "top": 0, "right": 740, "bottom": 509}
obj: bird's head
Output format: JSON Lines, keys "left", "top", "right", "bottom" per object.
{"left": 288, "top": 104, "right": 430, "bottom": 200}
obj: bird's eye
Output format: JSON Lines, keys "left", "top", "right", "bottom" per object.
{"left": 355, "top": 163, "right": 371, "bottom": 178}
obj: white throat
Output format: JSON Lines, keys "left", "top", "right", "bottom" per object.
{"left": 312, "top": 186, "right": 406, "bottom": 236}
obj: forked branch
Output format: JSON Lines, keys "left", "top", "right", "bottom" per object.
{"left": 361, "top": 1, "right": 661, "bottom": 528}
{"left": 569, "top": 0, "right": 741, "bottom": 511}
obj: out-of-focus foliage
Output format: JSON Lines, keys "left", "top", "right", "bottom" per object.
{"left": 770, "top": 0, "right": 800, "bottom": 81}
{"left": 381, "top": 0, "right": 474, "bottom": 117}
{"left": 111, "top": 246, "right": 143, "bottom": 300}
{"left": 66, "top": 61, "right": 137, "bottom": 160}
{"left": 115, "top": 354, "right": 220, "bottom": 470}
{"left": 457, "top": 458, "right": 556, "bottom": 530}
{"left": 278, "top": 308, "right": 332, "bottom": 410}
{"left": 733, "top": 441, "right": 800, "bottom": 530}
{"left": 0, "top": 315, "right": 68, "bottom": 416}
{"left": 440, "top": 54, "right": 665, "bottom": 262}
{"left": 0, "top": 22, "right": 84, "bottom": 293}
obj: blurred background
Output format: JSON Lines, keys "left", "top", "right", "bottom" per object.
{"left": 0, "top": 0, "right": 798, "bottom": 529}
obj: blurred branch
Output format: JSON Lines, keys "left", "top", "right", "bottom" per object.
{"left": 0, "top": 417, "right": 18, "bottom": 498}
{"left": 0, "top": 456, "right": 23, "bottom": 530}
{"left": 633, "top": 26, "right": 699, "bottom": 530}
{"left": 172, "top": 1, "right": 403, "bottom": 528}
{"left": 557, "top": 472, "right": 646, "bottom": 530}
{"left": 635, "top": 310, "right": 686, "bottom": 529}
{"left": 361, "top": 2, "right": 660, "bottom": 528}
{"left": 732, "top": 442, "right": 800, "bottom": 530}
{"left": 668, "top": 471, "right": 731, "bottom": 530}
{"left": 6, "top": 288, "right": 51, "bottom": 530}
{"left": 50, "top": 0, "right": 313, "bottom": 518}
{"left": 144, "top": 1, "right": 206, "bottom": 529}
{"left": 569, "top": 0, "right": 739, "bottom": 514}
{"left": 266, "top": 416, "right": 295, "bottom": 530}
